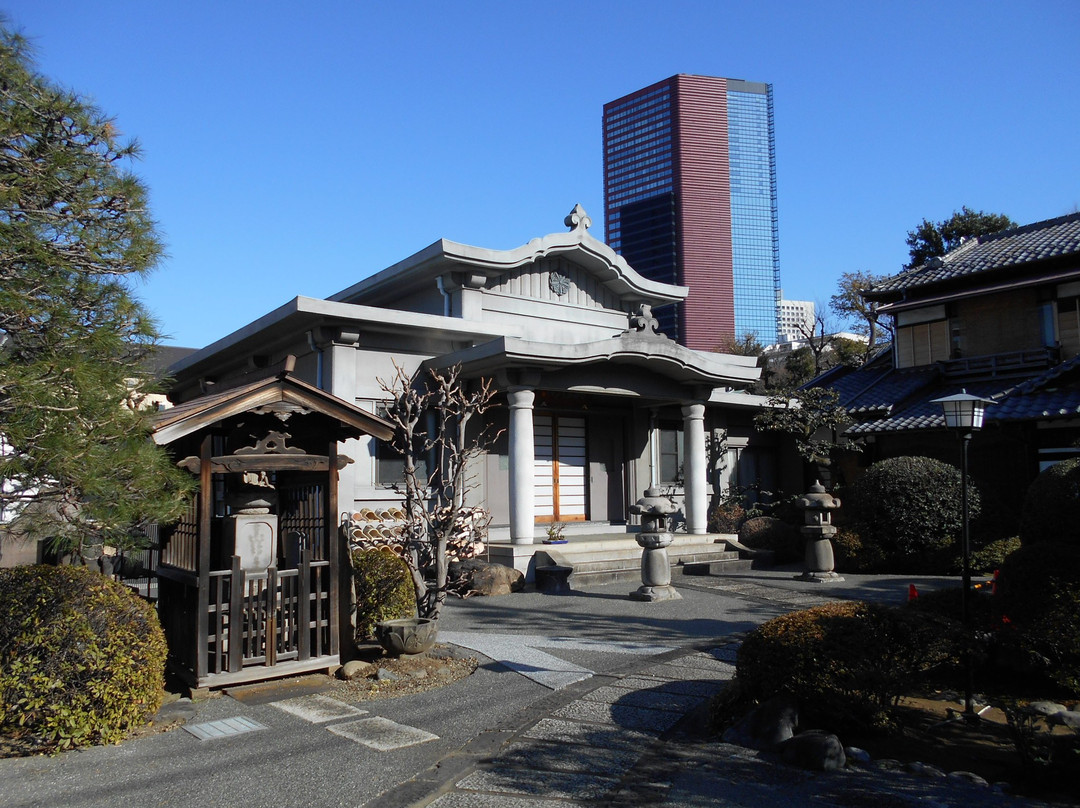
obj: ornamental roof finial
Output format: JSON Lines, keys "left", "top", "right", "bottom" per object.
{"left": 564, "top": 203, "right": 592, "bottom": 233}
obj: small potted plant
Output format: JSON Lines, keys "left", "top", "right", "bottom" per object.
{"left": 543, "top": 522, "right": 568, "bottom": 545}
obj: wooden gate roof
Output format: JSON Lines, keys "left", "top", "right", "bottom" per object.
{"left": 151, "top": 358, "right": 393, "bottom": 446}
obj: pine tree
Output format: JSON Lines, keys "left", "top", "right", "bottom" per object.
{"left": 0, "top": 24, "right": 191, "bottom": 555}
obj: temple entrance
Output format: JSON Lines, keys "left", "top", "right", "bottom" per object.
{"left": 534, "top": 414, "right": 587, "bottom": 523}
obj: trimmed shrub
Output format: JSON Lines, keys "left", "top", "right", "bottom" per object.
{"left": 967, "top": 535, "right": 1021, "bottom": 575}
{"left": 736, "top": 601, "right": 960, "bottom": 732}
{"left": 832, "top": 527, "right": 886, "bottom": 573}
{"left": 844, "top": 456, "right": 977, "bottom": 572}
{"left": 906, "top": 584, "right": 997, "bottom": 636}
{"left": 738, "top": 516, "right": 800, "bottom": 562}
{"left": 1019, "top": 458, "right": 1080, "bottom": 547}
{"left": 708, "top": 501, "right": 747, "bottom": 534}
{"left": 995, "top": 542, "right": 1080, "bottom": 695}
{"left": 0, "top": 565, "right": 167, "bottom": 751}
{"left": 350, "top": 548, "right": 416, "bottom": 641}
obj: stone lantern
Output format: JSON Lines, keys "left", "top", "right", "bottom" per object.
{"left": 628, "top": 487, "right": 682, "bottom": 602}
{"left": 795, "top": 480, "right": 844, "bottom": 583}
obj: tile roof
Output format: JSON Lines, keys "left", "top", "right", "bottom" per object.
{"left": 810, "top": 351, "right": 1080, "bottom": 436}
{"left": 866, "top": 212, "right": 1080, "bottom": 298}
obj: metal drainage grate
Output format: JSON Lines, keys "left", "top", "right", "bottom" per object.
{"left": 183, "top": 716, "right": 268, "bottom": 740}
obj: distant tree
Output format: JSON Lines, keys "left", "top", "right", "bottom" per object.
{"left": 755, "top": 387, "right": 856, "bottom": 473}
{"left": 831, "top": 336, "right": 870, "bottom": 368}
{"left": 905, "top": 207, "right": 1016, "bottom": 269}
{"left": 760, "top": 346, "right": 815, "bottom": 392}
{"left": 792, "top": 308, "right": 839, "bottom": 379}
{"left": 0, "top": 25, "right": 192, "bottom": 556}
{"left": 717, "top": 331, "right": 764, "bottom": 357}
{"left": 829, "top": 271, "right": 890, "bottom": 359}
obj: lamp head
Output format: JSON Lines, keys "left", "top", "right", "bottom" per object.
{"left": 931, "top": 389, "right": 995, "bottom": 432}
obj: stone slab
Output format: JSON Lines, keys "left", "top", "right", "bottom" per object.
{"left": 552, "top": 700, "right": 683, "bottom": 732}
{"left": 523, "top": 717, "right": 654, "bottom": 750}
{"left": 606, "top": 676, "right": 727, "bottom": 697}
{"left": 456, "top": 765, "right": 619, "bottom": 800}
{"left": 438, "top": 631, "right": 593, "bottom": 690}
{"left": 581, "top": 685, "right": 705, "bottom": 713}
{"left": 665, "top": 654, "right": 737, "bottom": 677}
{"left": 327, "top": 716, "right": 438, "bottom": 750}
{"left": 182, "top": 716, "right": 267, "bottom": 741}
{"left": 639, "top": 661, "right": 735, "bottom": 682}
{"left": 429, "top": 795, "right": 561, "bottom": 808}
{"left": 496, "top": 738, "right": 643, "bottom": 774}
{"left": 270, "top": 694, "right": 368, "bottom": 723}
{"left": 531, "top": 636, "right": 674, "bottom": 656}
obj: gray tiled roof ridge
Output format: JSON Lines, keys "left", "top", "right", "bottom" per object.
{"left": 867, "top": 210, "right": 1080, "bottom": 296}
{"left": 996, "top": 350, "right": 1080, "bottom": 399}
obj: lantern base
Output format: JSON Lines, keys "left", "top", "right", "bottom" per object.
{"left": 629, "top": 584, "right": 683, "bottom": 602}
{"left": 795, "top": 570, "right": 845, "bottom": 583}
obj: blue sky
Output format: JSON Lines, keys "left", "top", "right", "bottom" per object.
{"left": 8, "top": 1, "right": 1079, "bottom": 348}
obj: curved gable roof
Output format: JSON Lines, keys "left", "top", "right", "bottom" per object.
{"left": 329, "top": 205, "right": 687, "bottom": 310}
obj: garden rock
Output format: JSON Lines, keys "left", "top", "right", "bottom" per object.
{"left": 844, "top": 746, "right": 871, "bottom": 766}
{"left": 1049, "top": 710, "right": 1080, "bottom": 730}
{"left": 722, "top": 695, "right": 798, "bottom": 751}
{"left": 948, "top": 771, "right": 989, "bottom": 787}
{"left": 905, "top": 761, "right": 946, "bottom": 778}
{"left": 452, "top": 560, "right": 524, "bottom": 596}
{"left": 375, "top": 668, "right": 401, "bottom": 682}
{"left": 340, "top": 660, "right": 375, "bottom": 680}
{"left": 776, "top": 730, "right": 846, "bottom": 771}
{"left": 1026, "top": 700, "right": 1066, "bottom": 716}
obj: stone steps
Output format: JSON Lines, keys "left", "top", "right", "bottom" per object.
{"left": 538, "top": 538, "right": 754, "bottom": 587}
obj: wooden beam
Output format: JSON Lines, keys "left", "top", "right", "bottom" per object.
{"left": 176, "top": 454, "right": 353, "bottom": 474}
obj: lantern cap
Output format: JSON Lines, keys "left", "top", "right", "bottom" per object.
{"left": 931, "top": 388, "right": 996, "bottom": 431}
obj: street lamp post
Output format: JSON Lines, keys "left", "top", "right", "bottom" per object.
{"left": 931, "top": 389, "right": 995, "bottom": 720}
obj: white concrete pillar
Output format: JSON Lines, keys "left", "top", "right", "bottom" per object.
{"left": 682, "top": 401, "right": 707, "bottom": 534}
{"left": 325, "top": 331, "right": 361, "bottom": 513}
{"left": 507, "top": 387, "right": 536, "bottom": 545}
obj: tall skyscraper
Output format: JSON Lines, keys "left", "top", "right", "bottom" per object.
{"left": 603, "top": 74, "right": 779, "bottom": 349}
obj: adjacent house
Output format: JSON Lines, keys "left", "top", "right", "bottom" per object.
{"left": 807, "top": 212, "right": 1080, "bottom": 521}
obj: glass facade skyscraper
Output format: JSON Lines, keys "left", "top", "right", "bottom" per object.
{"left": 603, "top": 75, "right": 779, "bottom": 350}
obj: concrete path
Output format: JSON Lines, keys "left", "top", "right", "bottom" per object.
{"left": 0, "top": 567, "right": 1039, "bottom": 808}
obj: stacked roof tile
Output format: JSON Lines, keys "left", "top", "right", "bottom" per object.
{"left": 811, "top": 212, "right": 1080, "bottom": 435}
{"left": 866, "top": 212, "right": 1080, "bottom": 298}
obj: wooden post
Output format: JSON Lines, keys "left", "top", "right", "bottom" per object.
{"left": 196, "top": 434, "right": 213, "bottom": 682}
{"left": 228, "top": 555, "right": 244, "bottom": 672}
{"left": 328, "top": 441, "right": 341, "bottom": 658}
{"left": 298, "top": 541, "right": 311, "bottom": 660}
{"left": 265, "top": 566, "right": 278, "bottom": 667}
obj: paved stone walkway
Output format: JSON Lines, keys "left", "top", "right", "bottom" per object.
{"left": 438, "top": 631, "right": 677, "bottom": 689}
{"left": 421, "top": 645, "right": 739, "bottom": 808}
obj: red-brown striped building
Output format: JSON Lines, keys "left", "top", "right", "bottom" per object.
{"left": 603, "top": 74, "right": 780, "bottom": 351}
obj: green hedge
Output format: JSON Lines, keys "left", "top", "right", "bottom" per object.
{"left": 995, "top": 542, "right": 1080, "bottom": 694}
{"left": 350, "top": 549, "right": 416, "bottom": 641}
{"left": 0, "top": 565, "right": 167, "bottom": 751}
{"left": 844, "top": 456, "right": 977, "bottom": 572}
{"left": 1019, "top": 458, "right": 1080, "bottom": 547}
